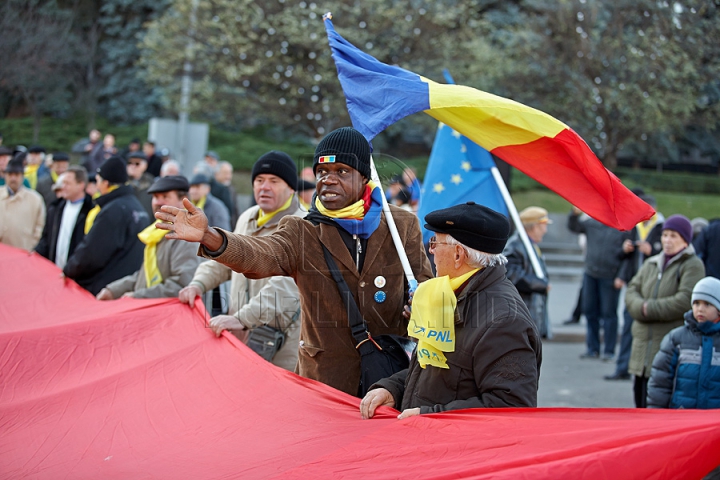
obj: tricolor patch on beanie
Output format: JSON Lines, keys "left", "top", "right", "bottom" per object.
{"left": 313, "top": 127, "right": 371, "bottom": 179}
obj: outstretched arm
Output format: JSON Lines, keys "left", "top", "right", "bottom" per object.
{"left": 155, "top": 197, "right": 223, "bottom": 250}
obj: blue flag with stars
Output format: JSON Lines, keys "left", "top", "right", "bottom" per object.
{"left": 417, "top": 123, "right": 509, "bottom": 244}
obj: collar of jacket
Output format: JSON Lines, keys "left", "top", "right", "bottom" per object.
{"left": 647, "top": 243, "right": 696, "bottom": 269}
{"left": 684, "top": 309, "right": 720, "bottom": 335}
{"left": 96, "top": 184, "right": 133, "bottom": 208}
{"left": 452, "top": 265, "right": 507, "bottom": 324}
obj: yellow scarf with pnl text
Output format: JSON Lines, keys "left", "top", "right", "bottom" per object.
{"left": 408, "top": 268, "right": 480, "bottom": 369}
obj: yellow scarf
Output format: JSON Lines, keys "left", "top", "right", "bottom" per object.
{"left": 257, "top": 194, "right": 293, "bottom": 228}
{"left": 51, "top": 171, "right": 59, "bottom": 183}
{"left": 408, "top": 268, "right": 480, "bottom": 369}
{"left": 84, "top": 185, "right": 119, "bottom": 234}
{"left": 138, "top": 223, "right": 168, "bottom": 287}
{"left": 24, "top": 164, "right": 40, "bottom": 190}
{"left": 193, "top": 195, "right": 207, "bottom": 209}
{"left": 636, "top": 214, "right": 659, "bottom": 242}
{"left": 314, "top": 180, "right": 378, "bottom": 219}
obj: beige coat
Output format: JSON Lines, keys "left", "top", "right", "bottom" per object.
{"left": 192, "top": 197, "right": 305, "bottom": 371}
{"left": 105, "top": 237, "right": 201, "bottom": 299}
{"left": 0, "top": 187, "right": 45, "bottom": 251}
{"left": 200, "top": 205, "right": 433, "bottom": 396}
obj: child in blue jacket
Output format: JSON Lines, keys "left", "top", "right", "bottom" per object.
{"left": 648, "top": 276, "right": 720, "bottom": 408}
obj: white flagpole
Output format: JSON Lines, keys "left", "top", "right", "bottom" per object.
{"left": 369, "top": 155, "right": 418, "bottom": 292}
{"left": 489, "top": 167, "right": 545, "bottom": 279}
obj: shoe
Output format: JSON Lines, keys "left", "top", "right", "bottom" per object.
{"left": 601, "top": 354, "right": 614, "bottom": 362}
{"left": 580, "top": 351, "right": 599, "bottom": 359}
{"left": 563, "top": 318, "right": 580, "bottom": 325}
{"left": 604, "top": 372, "right": 631, "bottom": 381}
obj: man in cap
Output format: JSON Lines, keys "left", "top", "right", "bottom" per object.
{"left": 0, "top": 154, "right": 46, "bottom": 251}
{"left": 178, "top": 152, "right": 305, "bottom": 370}
{"left": 198, "top": 152, "right": 235, "bottom": 221}
{"left": 63, "top": 156, "right": 149, "bottom": 295}
{"left": 97, "top": 176, "right": 200, "bottom": 300}
{"left": 35, "top": 166, "right": 94, "bottom": 269}
{"left": 126, "top": 152, "right": 154, "bottom": 218}
{"left": 142, "top": 140, "right": 163, "bottom": 178}
{"left": 36, "top": 152, "right": 71, "bottom": 207}
{"left": 0, "top": 146, "right": 30, "bottom": 188}
{"left": 503, "top": 206, "right": 552, "bottom": 338}
{"left": 25, "top": 145, "right": 50, "bottom": 190}
{"left": 188, "top": 173, "right": 231, "bottom": 232}
{"left": 156, "top": 126, "right": 432, "bottom": 396}
{"left": 360, "top": 202, "right": 542, "bottom": 419}
{"left": 296, "top": 178, "right": 315, "bottom": 210}
{"left": 214, "top": 160, "right": 238, "bottom": 225}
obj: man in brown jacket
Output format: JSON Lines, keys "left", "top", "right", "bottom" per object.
{"left": 0, "top": 155, "right": 45, "bottom": 252}
{"left": 155, "top": 127, "right": 433, "bottom": 396}
{"left": 360, "top": 203, "right": 542, "bottom": 419}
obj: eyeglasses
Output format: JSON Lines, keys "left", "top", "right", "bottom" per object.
{"left": 428, "top": 236, "right": 451, "bottom": 249}
{"left": 128, "top": 162, "right": 142, "bottom": 167}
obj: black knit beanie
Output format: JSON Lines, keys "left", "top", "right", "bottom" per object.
{"left": 313, "top": 127, "right": 371, "bottom": 179}
{"left": 251, "top": 151, "right": 298, "bottom": 189}
{"left": 97, "top": 156, "right": 128, "bottom": 184}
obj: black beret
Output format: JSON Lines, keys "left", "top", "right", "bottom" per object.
{"left": 189, "top": 173, "right": 210, "bottom": 186}
{"left": 52, "top": 152, "right": 70, "bottom": 162}
{"left": 147, "top": 175, "right": 190, "bottom": 194}
{"left": 297, "top": 179, "right": 316, "bottom": 192}
{"left": 128, "top": 151, "right": 147, "bottom": 161}
{"left": 425, "top": 202, "right": 510, "bottom": 254}
{"left": 4, "top": 156, "right": 24, "bottom": 173}
{"left": 97, "top": 156, "right": 128, "bottom": 184}
{"left": 0, "top": 146, "right": 13, "bottom": 156}
{"left": 28, "top": 145, "right": 46, "bottom": 154}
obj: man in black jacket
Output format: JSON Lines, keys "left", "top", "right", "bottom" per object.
{"left": 63, "top": 157, "right": 150, "bottom": 295}
{"left": 35, "top": 166, "right": 94, "bottom": 268}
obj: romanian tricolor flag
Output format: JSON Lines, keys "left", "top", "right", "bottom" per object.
{"left": 322, "top": 14, "right": 654, "bottom": 230}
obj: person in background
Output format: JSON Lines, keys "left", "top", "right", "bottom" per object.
{"left": 97, "top": 176, "right": 200, "bottom": 300}
{"left": 503, "top": 206, "right": 552, "bottom": 338}
{"left": 360, "top": 202, "right": 541, "bottom": 419}
{"left": 73, "top": 129, "right": 101, "bottom": 169}
{"left": 568, "top": 206, "right": 630, "bottom": 361}
{"left": 35, "top": 166, "right": 94, "bottom": 269}
{"left": 647, "top": 276, "right": 720, "bottom": 409}
{"left": 63, "top": 156, "right": 149, "bottom": 295}
{"left": 215, "top": 160, "right": 238, "bottom": 225}
{"left": 693, "top": 218, "right": 720, "bottom": 280}
{"left": 126, "top": 152, "right": 154, "bottom": 218}
{"left": 188, "top": 174, "right": 231, "bottom": 232}
{"left": 143, "top": 141, "right": 163, "bottom": 178}
{"left": 179, "top": 152, "right": 304, "bottom": 370}
{"left": 36, "top": 152, "right": 70, "bottom": 207}
{"left": 85, "top": 173, "right": 98, "bottom": 198}
{"left": 297, "top": 179, "right": 315, "bottom": 210}
{"left": 204, "top": 151, "right": 220, "bottom": 171}
{"left": 87, "top": 134, "right": 117, "bottom": 174}
{"left": 625, "top": 214, "right": 705, "bottom": 407}
{"left": 24, "top": 145, "right": 49, "bottom": 190}
{"left": 605, "top": 194, "right": 664, "bottom": 381}
{"left": 160, "top": 160, "right": 182, "bottom": 177}
{"left": 119, "top": 138, "right": 141, "bottom": 160}
{"left": 0, "top": 154, "right": 46, "bottom": 251}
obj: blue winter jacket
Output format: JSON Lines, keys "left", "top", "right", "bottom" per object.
{"left": 647, "top": 310, "right": 720, "bottom": 409}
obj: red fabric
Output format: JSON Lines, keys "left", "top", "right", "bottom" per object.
{"left": 491, "top": 129, "right": 655, "bottom": 231}
{"left": 2, "top": 243, "right": 719, "bottom": 479}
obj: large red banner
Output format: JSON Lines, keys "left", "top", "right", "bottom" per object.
{"left": 1, "top": 244, "right": 718, "bottom": 478}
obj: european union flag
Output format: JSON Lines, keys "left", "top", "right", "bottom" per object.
{"left": 417, "top": 124, "right": 508, "bottom": 243}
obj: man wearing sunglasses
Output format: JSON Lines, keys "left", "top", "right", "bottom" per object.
{"left": 155, "top": 127, "right": 432, "bottom": 397}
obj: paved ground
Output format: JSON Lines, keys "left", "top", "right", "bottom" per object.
{"left": 537, "top": 277, "right": 635, "bottom": 408}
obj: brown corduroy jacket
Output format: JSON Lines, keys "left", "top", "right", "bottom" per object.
{"left": 200, "top": 206, "right": 433, "bottom": 396}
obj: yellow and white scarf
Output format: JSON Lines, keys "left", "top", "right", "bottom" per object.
{"left": 257, "top": 194, "right": 293, "bottom": 228}
{"left": 637, "top": 214, "right": 659, "bottom": 242}
{"left": 84, "top": 185, "right": 119, "bottom": 234}
{"left": 138, "top": 223, "right": 168, "bottom": 287}
{"left": 408, "top": 268, "right": 480, "bottom": 369}
{"left": 24, "top": 164, "right": 40, "bottom": 190}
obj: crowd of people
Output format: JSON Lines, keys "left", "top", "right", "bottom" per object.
{"left": 0, "top": 126, "right": 718, "bottom": 418}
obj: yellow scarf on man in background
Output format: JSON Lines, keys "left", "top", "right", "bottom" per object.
{"left": 408, "top": 268, "right": 480, "bottom": 369}
{"left": 257, "top": 195, "right": 293, "bottom": 227}
{"left": 193, "top": 195, "right": 207, "bottom": 210}
{"left": 138, "top": 223, "right": 168, "bottom": 287}
{"left": 84, "top": 185, "right": 119, "bottom": 234}
{"left": 24, "top": 164, "right": 40, "bottom": 190}
{"left": 636, "top": 214, "right": 659, "bottom": 242}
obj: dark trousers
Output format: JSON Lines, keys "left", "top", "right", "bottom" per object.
{"left": 582, "top": 273, "right": 620, "bottom": 356}
{"left": 614, "top": 309, "right": 634, "bottom": 375}
{"left": 634, "top": 375, "right": 649, "bottom": 408}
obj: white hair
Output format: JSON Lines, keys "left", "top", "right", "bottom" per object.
{"left": 446, "top": 234, "right": 507, "bottom": 268}
{"left": 160, "top": 160, "right": 182, "bottom": 176}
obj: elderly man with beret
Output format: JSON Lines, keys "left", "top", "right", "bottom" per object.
{"left": 97, "top": 176, "right": 201, "bottom": 300}
{"left": 503, "top": 206, "right": 552, "bottom": 338}
{"left": 360, "top": 202, "right": 542, "bottom": 419}
{"left": 155, "top": 127, "right": 433, "bottom": 396}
